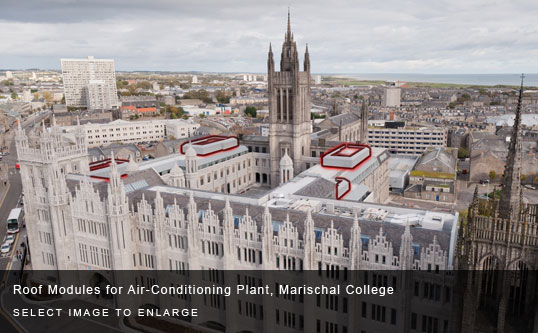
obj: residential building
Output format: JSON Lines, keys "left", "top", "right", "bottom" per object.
{"left": 61, "top": 56, "right": 119, "bottom": 109}
{"left": 62, "top": 118, "right": 199, "bottom": 147}
{"left": 384, "top": 87, "right": 401, "bottom": 107}
{"left": 368, "top": 120, "right": 447, "bottom": 155}
{"left": 120, "top": 95, "right": 159, "bottom": 117}
{"left": 404, "top": 147, "right": 457, "bottom": 203}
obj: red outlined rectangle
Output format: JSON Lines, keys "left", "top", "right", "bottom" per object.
{"left": 180, "top": 135, "right": 239, "bottom": 157}
{"left": 89, "top": 158, "right": 129, "bottom": 171}
{"left": 320, "top": 143, "right": 372, "bottom": 170}
{"left": 335, "top": 177, "right": 351, "bottom": 200}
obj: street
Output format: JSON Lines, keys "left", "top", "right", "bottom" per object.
{"left": 0, "top": 111, "right": 49, "bottom": 331}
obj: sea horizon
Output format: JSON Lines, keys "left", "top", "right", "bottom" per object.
{"left": 338, "top": 73, "right": 538, "bottom": 87}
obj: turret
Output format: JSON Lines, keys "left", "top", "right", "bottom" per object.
{"left": 303, "top": 209, "right": 316, "bottom": 269}
{"left": 185, "top": 145, "right": 198, "bottom": 188}
{"left": 222, "top": 197, "right": 235, "bottom": 260}
{"left": 268, "top": 43, "right": 274, "bottom": 75}
{"left": 167, "top": 162, "right": 185, "bottom": 187}
{"left": 186, "top": 191, "right": 200, "bottom": 269}
{"left": 261, "top": 203, "right": 274, "bottom": 268}
{"left": 399, "top": 223, "right": 414, "bottom": 270}
{"left": 14, "top": 118, "right": 28, "bottom": 152}
{"left": 350, "top": 211, "right": 362, "bottom": 270}
{"left": 360, "top": 101, "right": 369, "bottom": 144}
{"left": 279, "top": 151, "right": 293, "bottom": 184}
{"left": 304, "top": 44, "right": 310, "bottom": 73}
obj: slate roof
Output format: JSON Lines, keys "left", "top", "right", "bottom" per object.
{"left": 126, "top": 188, "right": 451, "bottom": 256}
{"left": 416, "top": 147, "right": 456, "bottom": 172}
{"left": 328, "top": 112, "right": 360, "bottom": 126}
{"left": 294, "top": 177, "right": 335, "bottom": 199}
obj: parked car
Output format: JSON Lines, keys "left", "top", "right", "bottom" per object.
{"left": 4, "top": 234, "right": 14, "bottom": 245}
{"left": 1, "top": 242, "right": 11, "bottom": 254}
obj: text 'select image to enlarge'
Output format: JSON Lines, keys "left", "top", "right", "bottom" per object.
{"left": 0, "top": 1, "right": 537, "bottom": 332}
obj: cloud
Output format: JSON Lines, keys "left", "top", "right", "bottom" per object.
{"left": 1, "top": 0, "right": 538, "bottom": 73}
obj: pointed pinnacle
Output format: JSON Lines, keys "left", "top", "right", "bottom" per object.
{"left": 189, "top": 191, "right": 195, "bottom": 203}
{"left": 287, "top": 7, "right": 291, "bottom": 36}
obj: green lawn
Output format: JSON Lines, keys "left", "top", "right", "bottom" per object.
{"left": 411, "top": 170, "right": 455, "bottom": 179}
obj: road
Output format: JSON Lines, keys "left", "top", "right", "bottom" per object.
{"left": 0, "top": 111, "right": 50, "bottom": 272}
{"left": 0, "top": 111, "right": 50, "bottom": 331}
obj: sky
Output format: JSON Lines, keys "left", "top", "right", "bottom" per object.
{"left": 1, "top": 0, "right": 538, "bottom": 74}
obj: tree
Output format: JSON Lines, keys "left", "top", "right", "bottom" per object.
{"left": 42, "top": 91, "right": 53, "bottom": 103}
{"left": 10, "top": 92, "right": 18, "bottom": 100}
{"left": 457, "top": 147, "right": 469, "bottom": 159}
{"left": 448, "top": 102, "right": 457, "bottom": 109}
{"left": 521, "top": 174, "right": 526, "bottom": 182}
{"left": 489, "top": 170, "right": 496, "bottom": 180}
{"left": 182, "top": 89, "right": 212, "bottom": 103}
{"left": 215, "top": 90, "right": 230, "bottom": 104}
{"left": 310, "top": 112, "right": 326, "bottom": 120}
{"left": 116, "top": 80, "right": 128, "bottom": 89}
{"left": 199, "top": 113, "right": 205, "bottom": 119}
{"left": 166, "top": 105, "right": 184, "bottom": 119}
{"left": 33, "top": 92, "right": 39, "bottom": 101}
{"left": 136, "top": 81, "right": 152, "bottom": 90}
{"left": 245, "top": 106, "right": 257, "bottom": 118}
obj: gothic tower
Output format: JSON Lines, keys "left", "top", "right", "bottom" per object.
{"left": 454, "top": 76, "right": 538, "bottom": 333}
{"left": 16, "top": 118, "right": 89, "bottom": 270}
{"left": 268, "top": 10, "right": 312, "bottom": 187}
{"left": 498, "top": 75, "right": 524, "bottom": 220}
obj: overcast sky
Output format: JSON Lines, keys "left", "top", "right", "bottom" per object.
{"left": 1, "top": 0, "right": 538, "bottom": 73}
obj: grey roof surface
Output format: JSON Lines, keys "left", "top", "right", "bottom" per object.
{"left": 127, "top": 188, "right": 451, "bottom": 255}
{"left": 294, "top": 177, "right": 335, "bottom": 199}
{"left": 416, "top": 147, "right": 456, "bottom": 171}
{"left": 66, "top": 168, "right": 166, "bottom": 201}
{"left": 328, "top": 112, "right": 360, "bottom": 126}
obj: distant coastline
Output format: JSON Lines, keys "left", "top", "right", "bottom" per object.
{"left": 332, "top": 73, "right": 538, "bottom": 88}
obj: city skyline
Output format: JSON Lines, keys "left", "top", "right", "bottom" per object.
{"left": 2, "top": 0, "right": 538, "bottom": 73}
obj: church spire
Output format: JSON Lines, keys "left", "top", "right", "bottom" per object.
{"left": 304, "top": 43, "right": 310, "bottom": 72}
{"left": 498, "top": 74, "right": 524, "bottom": 220}
{"left": 286, "top": 7, "right": 292, "bottom": 41}
{"left": 360, "top": 101, "right": 369, "bottom": 144}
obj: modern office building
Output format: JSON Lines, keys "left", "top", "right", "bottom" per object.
{"left": 61, "top": 56, "right": 119, "bottom": 109}
{"left": 384, "top": 87, "right": 401, "bottom": 108}
{"left": 62, "top": 118, "right": 199, "bottom": 147}
{"left": 367, "top": 121, "right": 447, "bottom": 155}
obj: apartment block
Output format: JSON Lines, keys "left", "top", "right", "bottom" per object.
{"left": 61, "top": 56, "right": 119, "bottom": 109}
{"left": 368, "top": 121, "right": 447, "bottom": 155}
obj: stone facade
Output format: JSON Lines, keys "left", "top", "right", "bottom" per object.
{"left": 455, "top": 79, "right": 538, "bottom": 333}
{"left": 268, "top": 13, "right": 312, "bottom": 186}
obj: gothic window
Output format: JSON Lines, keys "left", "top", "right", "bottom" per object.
{"left": 277, "top": 90, "right": 282, "bottom": 121}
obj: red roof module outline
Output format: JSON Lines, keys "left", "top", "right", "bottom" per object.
{"left": 320, "top": 143, "right": 372, "bottom": 170}
{"left": 179, "top": 135, "right": 239, "bottom": 157}
{"left": 335, "top": 177, "right": 351, "bottom": 200}
{"left": 89, "top": 158, "right": 129, "bottom": 171}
